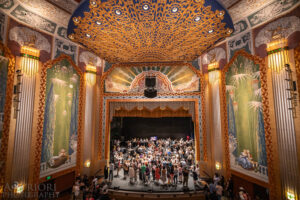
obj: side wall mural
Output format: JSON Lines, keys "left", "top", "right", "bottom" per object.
{"left": 225, "top": 54, "right": 268, "bottom": 182}
{"left": 40, "top": 58, "right": 80, "bottom": 178}
{"left": 105, "top": 65, "right": 200, "bottom": 93}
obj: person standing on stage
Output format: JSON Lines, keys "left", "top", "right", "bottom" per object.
{"left": 104, "top": 165, "right": 108, "bottom": 181}
{"left": 183, "top": 167, "right": 189, "bottom": 187}
{"left": 109, "top": 162, "right": 114, "bottom": 182}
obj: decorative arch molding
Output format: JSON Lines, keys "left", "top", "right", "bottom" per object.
{"left": 102, "top": 62, "right": 202, "bottom": 95}
{"left": 0, "top": 42, "right": 15, "bottom": 186}
{"left": 32, "top": 54, "right": 85, "bottom": 184}
{"left": 221, "top": 49, "right": 276, "bottom": 197}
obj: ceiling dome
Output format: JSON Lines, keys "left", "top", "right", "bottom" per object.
{"left": 67, "top": 0, "right": 234, "bottom": 63}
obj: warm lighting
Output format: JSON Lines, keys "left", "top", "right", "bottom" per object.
{"left": 287, "top": 192, "right": 295, "bottom": 200}
{"left": 208, "top": 62, "right": 220, "bottom": 84}
{"left": 14, "top": 184, "right": 24, "bottom": 194}
{"left": 19, "top": 46, "right": 40, "bottom": 75}
{"left": 84, "top": 160, "right": 91, "bottom": 168}
{"left": 85, "top": 64, "right": 97, "bottom": 86}
{"left": 267, "top": 38, "right": 289, "bottom": 72}
{"left": 215, "top": 162, "right": 221, "bottom": 170}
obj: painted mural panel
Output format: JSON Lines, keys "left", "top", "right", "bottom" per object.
{"left": 248, "top": 0, "right": 298, "bottom": 27}
{"left": 40, "top": 59, "right": 79, "bottom": 177}
{"left": 0, "top": 55, "right": 8, "bottom": 150}
{"left": 228, "top": 32, "right": 252, "bottom": 60}
{"left": 0, "top": 12, "right": 6, "bottom": 42}
{"left": 226, "top": 55, "right": 268, "bottom": 182}
{"left": 105, "top": 65, "right": 200, "bottom": 93}
{"left": 232, "top": 20, "right": 248, "bottom": 36}
{"left": 11, "top": 5, "right": 57, "bottom": 34}
{"left": 54, "top": 38, "right": 77, "bottom": 63}
{"left": 0, "top": 0, "right": 14, "bottom": 9}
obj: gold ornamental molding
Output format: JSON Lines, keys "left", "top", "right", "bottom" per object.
{"left": 0, "top": 42, "right": 15, "bottom": 187}
{"left": 32, "top": 54, "right": 85, "bottom": 185}
{"left": 221, "top": 50, "right": 276, "bottom": 198}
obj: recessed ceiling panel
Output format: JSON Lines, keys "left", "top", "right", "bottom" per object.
{"left": 67, "top": 0, "right": 234, "bottom": 63}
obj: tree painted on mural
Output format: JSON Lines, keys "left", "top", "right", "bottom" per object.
{"left": 226, "top": 55, "right": 268, "bottom": 180}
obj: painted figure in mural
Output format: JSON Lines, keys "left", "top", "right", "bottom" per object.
{"left": 226, "top": 55, "right": 268, "bottom": 181}
{"left": 40, "top": 59, "right": 79, "bottom": 176}
{"left": 0, "top": 56, "right": 8, "bottom": 150}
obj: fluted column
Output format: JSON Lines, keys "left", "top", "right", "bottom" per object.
{"left": 267, "top": 39, "right": 300, "bottom": 200}
{"left": 82, "top": 65, "right": 97, "bottom": 176}
{"left": 208, "top": 62, "right": 224, "bottom": 175}
{"left": 10, "top": 46, "right": 41, "bottom": 192}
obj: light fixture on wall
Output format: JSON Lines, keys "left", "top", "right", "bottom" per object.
{"left": 84, "top": 160, "right": 91, "bottom": 168}
{"left": 85, "top": 64, "right": 97, "bottom": 86}
{"left": 215, "top": 162, "right": 221, "bottom": 170}
{"left": 13, "top": 183, "right": 24, "bottom": 194}
{"left": 208, "top": 62, "right": 220, "bottom": 84}
{"left": 267, "top": 38, "right": 289, "bottom": 72}
{"left": 287, "top": 191, "right": 295, "bottom": 200}
{"left": 19, "top": 45, "right": 40, "bottom": 76}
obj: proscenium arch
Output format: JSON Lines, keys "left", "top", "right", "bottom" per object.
{"left": 98, "top": 62, "right": 207, "bottom": 164}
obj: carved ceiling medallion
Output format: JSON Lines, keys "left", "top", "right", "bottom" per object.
{"left": 68, "top": 0, "right": 234, "bottom": 63}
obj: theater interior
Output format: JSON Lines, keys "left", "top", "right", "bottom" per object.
{"left": 0, "top": 0, "right": 299, "bottom": 199}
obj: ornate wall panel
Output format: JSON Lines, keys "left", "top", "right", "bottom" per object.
{"left": 53, "top": 38, "right": 77, "bottom": 63}
{"left": 227, "top": 31, "right": 253, "bottom": 60}
{"left": 224, "top": 51, "right": 268, "bottom": 182}
{"left": 0, "top": 42, "right": 15, "bottom": 186}
{"left": 33, "top": 54, "right": 84, "bottom": 183}
{"left": 221, "top": 50, "right": 276, "bottom": 191}
{"left": 7, "top": 18, "right": 52, "bottom": 63}
{"left": 0, "top": 11, "right": 6, "bottom": 43}
{"left": 221, "top": 50, "right": 276, "bottom": 196}
{"left": 10, "top": 5, "right": 57, "bottom": 34}
{"left": 247, "top": 0, "right": 299, "bottom": 27}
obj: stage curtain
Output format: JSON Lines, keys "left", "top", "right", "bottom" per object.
{"left": 113, "top": 106, "right": 191, "bottom": 119}
{"left": 109, "top": 101, "right": 195, "bottom": 121}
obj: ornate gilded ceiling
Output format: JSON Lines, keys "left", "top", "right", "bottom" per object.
{"left": 67, "top": 0, "right": 234, "bottom": 63}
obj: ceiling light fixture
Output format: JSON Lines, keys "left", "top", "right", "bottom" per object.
{"left": 172, "top": 7, "right": 178, "bottom": 13}
{"left": 194, "top": 16, "right": 201, "bottom": 22}
{"left": 115, "top": 9, "right": 121, "bottom": 15}
{"left": 143, "top": 5, "right": 149, "bottom": 10}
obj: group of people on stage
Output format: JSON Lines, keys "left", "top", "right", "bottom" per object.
{"left": 105, "top": 137, "right": 204, "bottom": 189}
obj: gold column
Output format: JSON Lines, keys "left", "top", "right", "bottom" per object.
{"left": 267, "top": 38, "right": 300, "bottom": 200}
{"left": 208, "top": 62, "right": 224, "bottom": 175}
{"left": 82, "top": 64, "right": 97, "bottom": 176}
{"left": 9, "top": 46, "right": 40, "bottom": 196}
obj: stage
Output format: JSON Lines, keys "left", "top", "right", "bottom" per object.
{"left": 109, "top": 170, "right": 198, "bottom": 192}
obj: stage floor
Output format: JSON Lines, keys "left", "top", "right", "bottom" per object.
{"left": 109, "top": 170, "right": 196, "bottom": 192}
